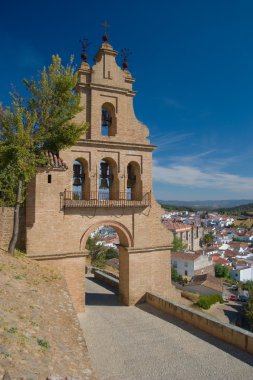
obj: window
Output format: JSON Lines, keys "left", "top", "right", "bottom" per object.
{"left": 185, "top": 270, "right": 188, "bottom": 276}
{"left": 48, "top": 175, "right": 52, "bottom": 184}
{"left": 184, "top": 261, "right": 188, "bottom": 267}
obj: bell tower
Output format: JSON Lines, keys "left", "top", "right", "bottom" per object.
{"left": 25, "top": 33, "right": 175, "bottom": 311}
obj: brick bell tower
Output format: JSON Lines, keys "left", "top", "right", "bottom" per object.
{"left": 25, "top": 33, "right": 175, "bottom": 312}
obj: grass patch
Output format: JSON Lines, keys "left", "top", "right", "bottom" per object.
{"left": 14, "top": 250, "right": 26, "bottom": 258}
{"left": 6, "top": 327, "right": 17, "bottom": 334}
{"left": 14, "top": 275, "right": 25, "bottom": 280}
{"left": 37, "top": 338, "right": 50, "bottom": 349}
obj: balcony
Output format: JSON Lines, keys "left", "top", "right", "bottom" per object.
{"left": 63, "top": 190, "right": 151, "bottom": 208}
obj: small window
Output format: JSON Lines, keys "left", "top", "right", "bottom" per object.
{"left": 48, "top": 175, "right": 52, "bottom": 184}
{"left": 185, "top": 270, "right": 188, "bottom": 276}
{"left": 184, "top": 261, "right": 188, "bottom": 267}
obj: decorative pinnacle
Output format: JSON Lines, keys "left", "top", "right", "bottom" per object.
{"left": 101, "top": 20, "right": 110, "bottom": 42}
{"left": 79, "top": 38, "right": 90, "bottom": 62}
{"left": 121, "top": 48, "right": 132, "bottom": 70}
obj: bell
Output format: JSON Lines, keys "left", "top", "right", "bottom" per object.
{"left": 127, "top": 179, "right": 134, "bottom": 188}
{"left": 127, "top": 165, "right": 136, "bottom": 187}
{"left": 99, "top": 178, "right": 109, "bottom": 189}
{"left": 101, "top": 109, "right": 112, "bottom": 127}
{"left": 100, "top": 161, "right": 109, "bottom": 178}
{"left": 73, "top": 164, "right": 81, "bottom": 177}
{"left": 73, "top": 177, "right": 82, "bottom": 187}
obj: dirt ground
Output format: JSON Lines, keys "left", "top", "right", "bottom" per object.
{"left": 0, "top": 249, "right": 96, "bottom": 380}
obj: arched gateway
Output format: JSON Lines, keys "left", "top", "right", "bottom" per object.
{"left": 25, "top": 34, "right": 175, "bottom": 312}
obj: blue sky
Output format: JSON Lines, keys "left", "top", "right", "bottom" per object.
{"left": 1, "top": 0, "right": 253, "bottom": 201}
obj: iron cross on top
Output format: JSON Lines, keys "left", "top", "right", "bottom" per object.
{"left": 101, "top": 20, "right": 110, "bottom": 33}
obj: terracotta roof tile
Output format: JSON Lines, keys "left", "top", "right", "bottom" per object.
{"left": 44, "top": 151, "right": 68, "bottom": 170}
{"left": 171, "top": 252, "right": 201, "bottom": 261}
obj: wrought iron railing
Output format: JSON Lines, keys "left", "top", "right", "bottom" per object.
{"left": 63, "top": 190, "right": 151, "bottom": 208}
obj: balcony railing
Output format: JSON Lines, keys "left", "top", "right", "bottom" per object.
{"left": 63, "top": 190, "right": 151, "bottom": 208}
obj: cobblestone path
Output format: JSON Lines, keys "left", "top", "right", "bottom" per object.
{"left": 79, "top": 276, "right": 253, "bottom": 380}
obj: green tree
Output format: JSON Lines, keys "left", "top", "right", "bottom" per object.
{"left": 86, "top": 235, "right": 108, "bottom": 268}
{"left": 242, "top": 281, "right": 253, "bottom": 291}
{"left": 245, "top": 289, "right": 253, "bottom": 331}
{"left": 203, "top": 233, "right": 214, "bottom": 246}
{"left": 172, "top": 236, "right": 187, "bottom": 252}
{"left": 214, "top": 263, "right": 230, "bottom": 278}
{"left": 0, "top": 55, "right": 87, "bottom": 255}
{"left": 171, "top": 267, "right": 179, "bottom": 282}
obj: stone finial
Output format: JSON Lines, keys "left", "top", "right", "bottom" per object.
{"left": 121, "top": 48, "right": 132, "bottom": 71}
{"left": 79, "top": 38, "right": 90, "bottom": 63}
{"left": 101, "top": 20, "right": 110, "bottom": 44}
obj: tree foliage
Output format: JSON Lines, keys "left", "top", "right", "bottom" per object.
{"left": 242, "top": 281, "right": 253, "bottom": 291}
{"left": 86, "top": 235, "right": 109, "bottom": 269}
{"left": 245, "top": 289, "right": 253, "bottom": 331}
{"left": 0, "top": 55, "right": 87, "bottom": 253}
{"left": 172, "top": 236, "right": 187, "bottom": 252}
{"left": 203, "top": 233, "right": 214, "bottom": 246}
{"left": 214, "top": 263, "right": 230, "bottom": 278}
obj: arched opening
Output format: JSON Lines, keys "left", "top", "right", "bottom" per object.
{"left": 81, "top": 221, "right": 133, "bottom": 306}
{"left": 72, "top": 158, "right": 90, "bottom": 200}
{"left": 127, "top": 161, "right": 142, "bottom": 201}
{"left": 101, "top": 103, "right": 117, "bottom": 136}
{"left": 98, "top": 158, "right": 119, "bottom": 200}
{"left": 86, "top": 226, "right": 120, "bottom": 271}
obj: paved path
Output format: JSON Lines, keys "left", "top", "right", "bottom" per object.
{"left": 79, "top": 276, "right": 253, "bottom": 380}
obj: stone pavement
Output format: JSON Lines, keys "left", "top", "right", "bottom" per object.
{"left": 79, "top": 276, "right": 253, "bottom": 380}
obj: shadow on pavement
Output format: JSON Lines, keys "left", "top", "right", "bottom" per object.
{"left": 137, "top": 302, "right": 253, "bottom": 367}
{"left": 86, "top": 292, "right": 122, "bottom": 306}
{"left": 85, "top": 276, "right": 124, "bottom": 307}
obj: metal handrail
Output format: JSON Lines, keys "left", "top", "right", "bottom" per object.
{"left": 63, "top": 190, "right": 151, "bottom": 208}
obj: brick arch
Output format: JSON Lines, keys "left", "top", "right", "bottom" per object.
{"left": 80, "top": 220, "right": 134, "bottom": 249}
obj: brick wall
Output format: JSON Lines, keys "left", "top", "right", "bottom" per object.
{"left": 0, "top": 207, "right": 26, "bottom": 252}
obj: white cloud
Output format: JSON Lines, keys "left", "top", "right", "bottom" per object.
{"left": 153, "top": 162, "right": 253, "bottom": 194}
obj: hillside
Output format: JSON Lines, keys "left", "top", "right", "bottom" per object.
{"left": 0, "top": 250, "right": 96, "bottom": 380}
{"left": 159, "top": 199, "right": 253, "bottom": 209}
{"left": 218, "top": 203, "right": 253, "bottom": 216}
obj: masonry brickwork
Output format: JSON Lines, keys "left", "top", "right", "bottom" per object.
{"left": 2, "top": 36, "right": 176, "bottom": 311}
{"left": 0, "top": 207, "right": 26, "bottom": 252}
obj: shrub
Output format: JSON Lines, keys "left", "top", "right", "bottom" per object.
{"left": 105, "top": 248, "right": 118, "bottom": 260}
{"left": 197, "top": 294, "right": 223, "bottom": 310}
{"left": 177, "top": 275, "right": 183, "bottom": 283}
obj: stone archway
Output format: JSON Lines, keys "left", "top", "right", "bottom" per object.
{"left": 80, "top": 220, "right": 134, "bottom": 250}
{"left": 81, "top": 220, "right": 134, "bottom": 305}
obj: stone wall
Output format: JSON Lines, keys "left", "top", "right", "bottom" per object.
{"left": 146, "top": 292, "right": 253, "bottom": 355}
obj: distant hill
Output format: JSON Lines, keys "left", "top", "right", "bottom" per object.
{"left": 158, "top": 199, "right": 253, "bottom": 210}
{"left": 218, "top": 203, "right": 253, "bottom": 216}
